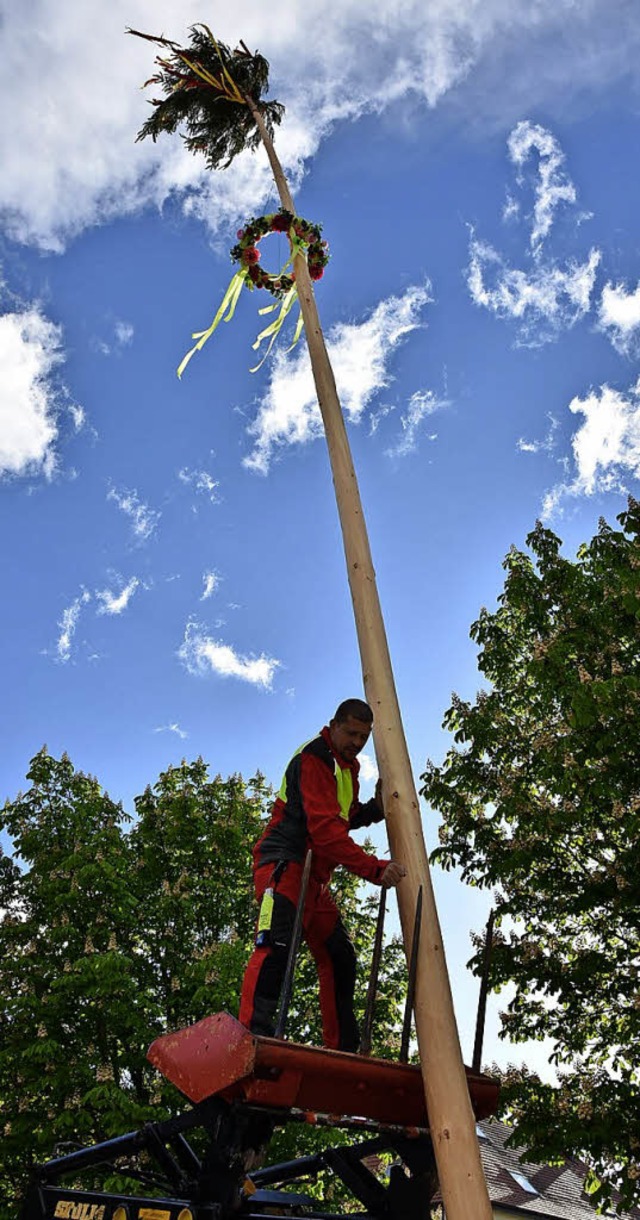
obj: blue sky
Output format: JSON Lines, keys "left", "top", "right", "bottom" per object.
{"left": 2, "top": 0, "right": 640, "bottom": 1077}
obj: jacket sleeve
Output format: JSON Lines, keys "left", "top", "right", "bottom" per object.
{"left": 299, "top": 754, "right": 387, "bottom": 884}
{"left": 349, "top": 797, "right": 384, "bottom": 829}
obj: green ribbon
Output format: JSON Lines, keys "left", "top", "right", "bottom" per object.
{"left": 177, "top": 268, "right": 248, "bottom": 379}
{"left": 250, "top": 286, "right": 300, "bottom": 372}
{"left": 177, "top": 226, "right": 314, "bottom": 378}
{"left": 248, "top": 231, "right": 310, "bottom": 371}
{"left": 286, "top": 307, "right": 305, "bottom": 352}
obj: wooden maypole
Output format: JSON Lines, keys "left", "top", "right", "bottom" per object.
{"left": 132, "top": 29, "right": 493, "bottom": 1219}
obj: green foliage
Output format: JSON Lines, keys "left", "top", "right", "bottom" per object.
{"left": 1, "top": 751, "right": 405, "bottom": 1215}
{"left": 129, "top": 759, "right": 265, "bottom": 1034}
{"left": 130, "top": 26, "right": 284, "bottom": 170}
{"left": 422, "top": 498, "right": 640, "bottom": 1213}
{"left": 0, "top": 751, "right": 267, "bottom": 1216}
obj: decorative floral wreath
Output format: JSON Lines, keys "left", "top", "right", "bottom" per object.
{"left": 178, "top": 210, "right": 330, "bottom": 377}
{"left": 231, "top": 210, "right": 329, "bottom": 296}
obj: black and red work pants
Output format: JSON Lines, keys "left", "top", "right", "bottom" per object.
{"left": 238, "top": 859, "right": 359, "bottom": 1052}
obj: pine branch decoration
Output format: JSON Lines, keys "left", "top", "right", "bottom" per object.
{"left": 128, "top": 25, "right": 285, "bottom": 170}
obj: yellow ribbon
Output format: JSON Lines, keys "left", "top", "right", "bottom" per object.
{"left": 178, "top": 225, "right": 317, "bottom": 377}
{"left": 177, "top": 268, "right": 247, "bottom": 379}
{"left": 172, "top": 26, "right": 247, "bottom": 105}
{"left": 247, "top": 229, "right": 309, "bottom": 370}
{"left": 250, "top": 286, "right": 299, "bottom": 372}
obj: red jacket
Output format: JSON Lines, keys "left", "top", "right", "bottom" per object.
{"left": 254, "top": 727, "right": 387, "bottom": 884}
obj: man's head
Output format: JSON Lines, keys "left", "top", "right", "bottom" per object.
{"left": 329, "top": 698, "right": 374, "bottom": 762}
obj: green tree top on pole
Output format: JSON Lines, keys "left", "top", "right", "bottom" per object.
{"left": 130, "top": 28, "right": 284, "bottom": 169}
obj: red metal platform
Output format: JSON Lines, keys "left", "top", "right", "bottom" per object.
{"left": 148, "top": 1011, "right": 499, "bottom": 1128}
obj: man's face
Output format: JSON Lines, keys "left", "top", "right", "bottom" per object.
{"left": 329, "top": 715, "right": 371, "bottom": 762}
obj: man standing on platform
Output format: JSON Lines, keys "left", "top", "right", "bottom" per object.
{"left": 239, "top": 698, "right": 406, "bottom": 1051}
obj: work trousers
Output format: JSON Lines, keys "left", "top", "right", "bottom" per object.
{"left": 238, "top": 859, "right": 359, "bottom": 1052}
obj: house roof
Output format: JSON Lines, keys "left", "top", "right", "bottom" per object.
{"left": 476, "top": 1120, "right": 640, "bottom": 1220}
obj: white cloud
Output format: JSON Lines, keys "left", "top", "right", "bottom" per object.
{"left": 540, "top": 484, "right": 566, "bottom": 520}
{"left": 597, "top": 280, "right": 640, "bottom": 355}
{"left": 466, "top": 122, "right": 600, "bottom": 343}
{"left": 517, "top": 413, "right": 559, "bottom": 455}
{"left": 0, "top": 309, "right": 65, "bottom": 478}
{"left": 368, "top": 403, "right": 394, "bottom": 436}
{"left": 155, "top": 722, "right": 188, "bottom": 739}
{"left": 95, "top": 576, "right": 140, "bottom": 615}
{"left": 114, "top": 320, "right": 134, "bottom": 347}
{"left": 2, "top": 2, "right": 638, "bottom": 250}
{"left": 570, "top": 381, "right": 640, "bottom": 494}
{"left": 56, "top": 591, "right": 91, "bottom": 662}
{"left": 107, "top": 485, "right": 160, "bottom": 541}
{"left": 502, "top": 193, "right": 520, "bottom": 223}
{"left": 178, "top": 467, "right": 220, "bottom": 502}
{"left": 507, "top": 121, "right": 578, "bottom": 250}
{"left": 68, "top": 402, "right": 86, "bottom": 431}
{"left": 467, "top": 236, "right": 600, "bottom": 345}
{"left": 358, "top": 752, "right": 378, "bottom": 785}
{"left": 386, "top": 389, "right": 447, "bottom": 458}
{"left": 95, "top": 319, "right": 135, "bottom": 357}
{"left": 201, "top": 570, "right": 220, "bottom": 600}
{"left": 542, "top": 379, "right": 640, "bottom": 517}
{"left": 244, "top": 284, "right": 432, "bottom": 472}
{"left": 178, "top": 621, "right": 279, "bottom": 688}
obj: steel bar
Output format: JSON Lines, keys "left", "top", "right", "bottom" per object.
{"left": 323, "top": 1146, "right": 388, "bottom": 1214}
{"left": 37, "top": 1097, "right": 224, "bottom": 1182}
{"left": 287, "top": 1109, "right": 427, "bottom": 1139}
{"left": 472, "top": 908, "right": 495, "bottom": 1074}
{"left": 359, "top": 886, "right": 386, "bottom": 1055}
{"left": 170, "top": 1131, "right": 203, "bottom": 1177}
{"left": 38, "top": 1129, "right": 148, "bottom": 1180}
{"left": 400, "top": 886, "right": 423, "bottom": 1063}
{"left": 144, "top": 1124, "right": 189, "bottom": 1191}
{"left": 242, "top": 1102, "right": 429, "bottom": 1138}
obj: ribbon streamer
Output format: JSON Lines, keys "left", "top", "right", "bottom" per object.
{"left": 250, "top": 286, "right": 299, "bottom": 372}
{"left": 177, "top": 268, "right": 247, "bottom": 379}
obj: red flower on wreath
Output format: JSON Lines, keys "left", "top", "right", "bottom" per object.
{"left": 270, "top": 213, "right": 291, "bottom": 232}
{"left": 242, "top": 247, "right": 260, "bottom": 265}
{"left": 309, "top": 265, "right": 324, "bottom": 280}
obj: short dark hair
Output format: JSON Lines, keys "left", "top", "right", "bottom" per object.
{"left": 333, "top": 698, "right": 374, "bottom": 725}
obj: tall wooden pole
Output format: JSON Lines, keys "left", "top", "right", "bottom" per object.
{"left": 248, "top": 99, "right": 493, "bottom": 1220}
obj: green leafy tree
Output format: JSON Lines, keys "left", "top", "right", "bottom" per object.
{"left": 0, "top": 751, "right": 268, "bottom": 1216}
{"left": 421, "top": 499, "right": 640, "bottom": 1213}
{"left": 1, "top": 750, "right": 405, "bottom": 1215}
{"left": 0, "top": 749, "right": 143, "bottom": 1216}
{"left": 130, "top": 758, "right": 266, "bottom": 1037}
